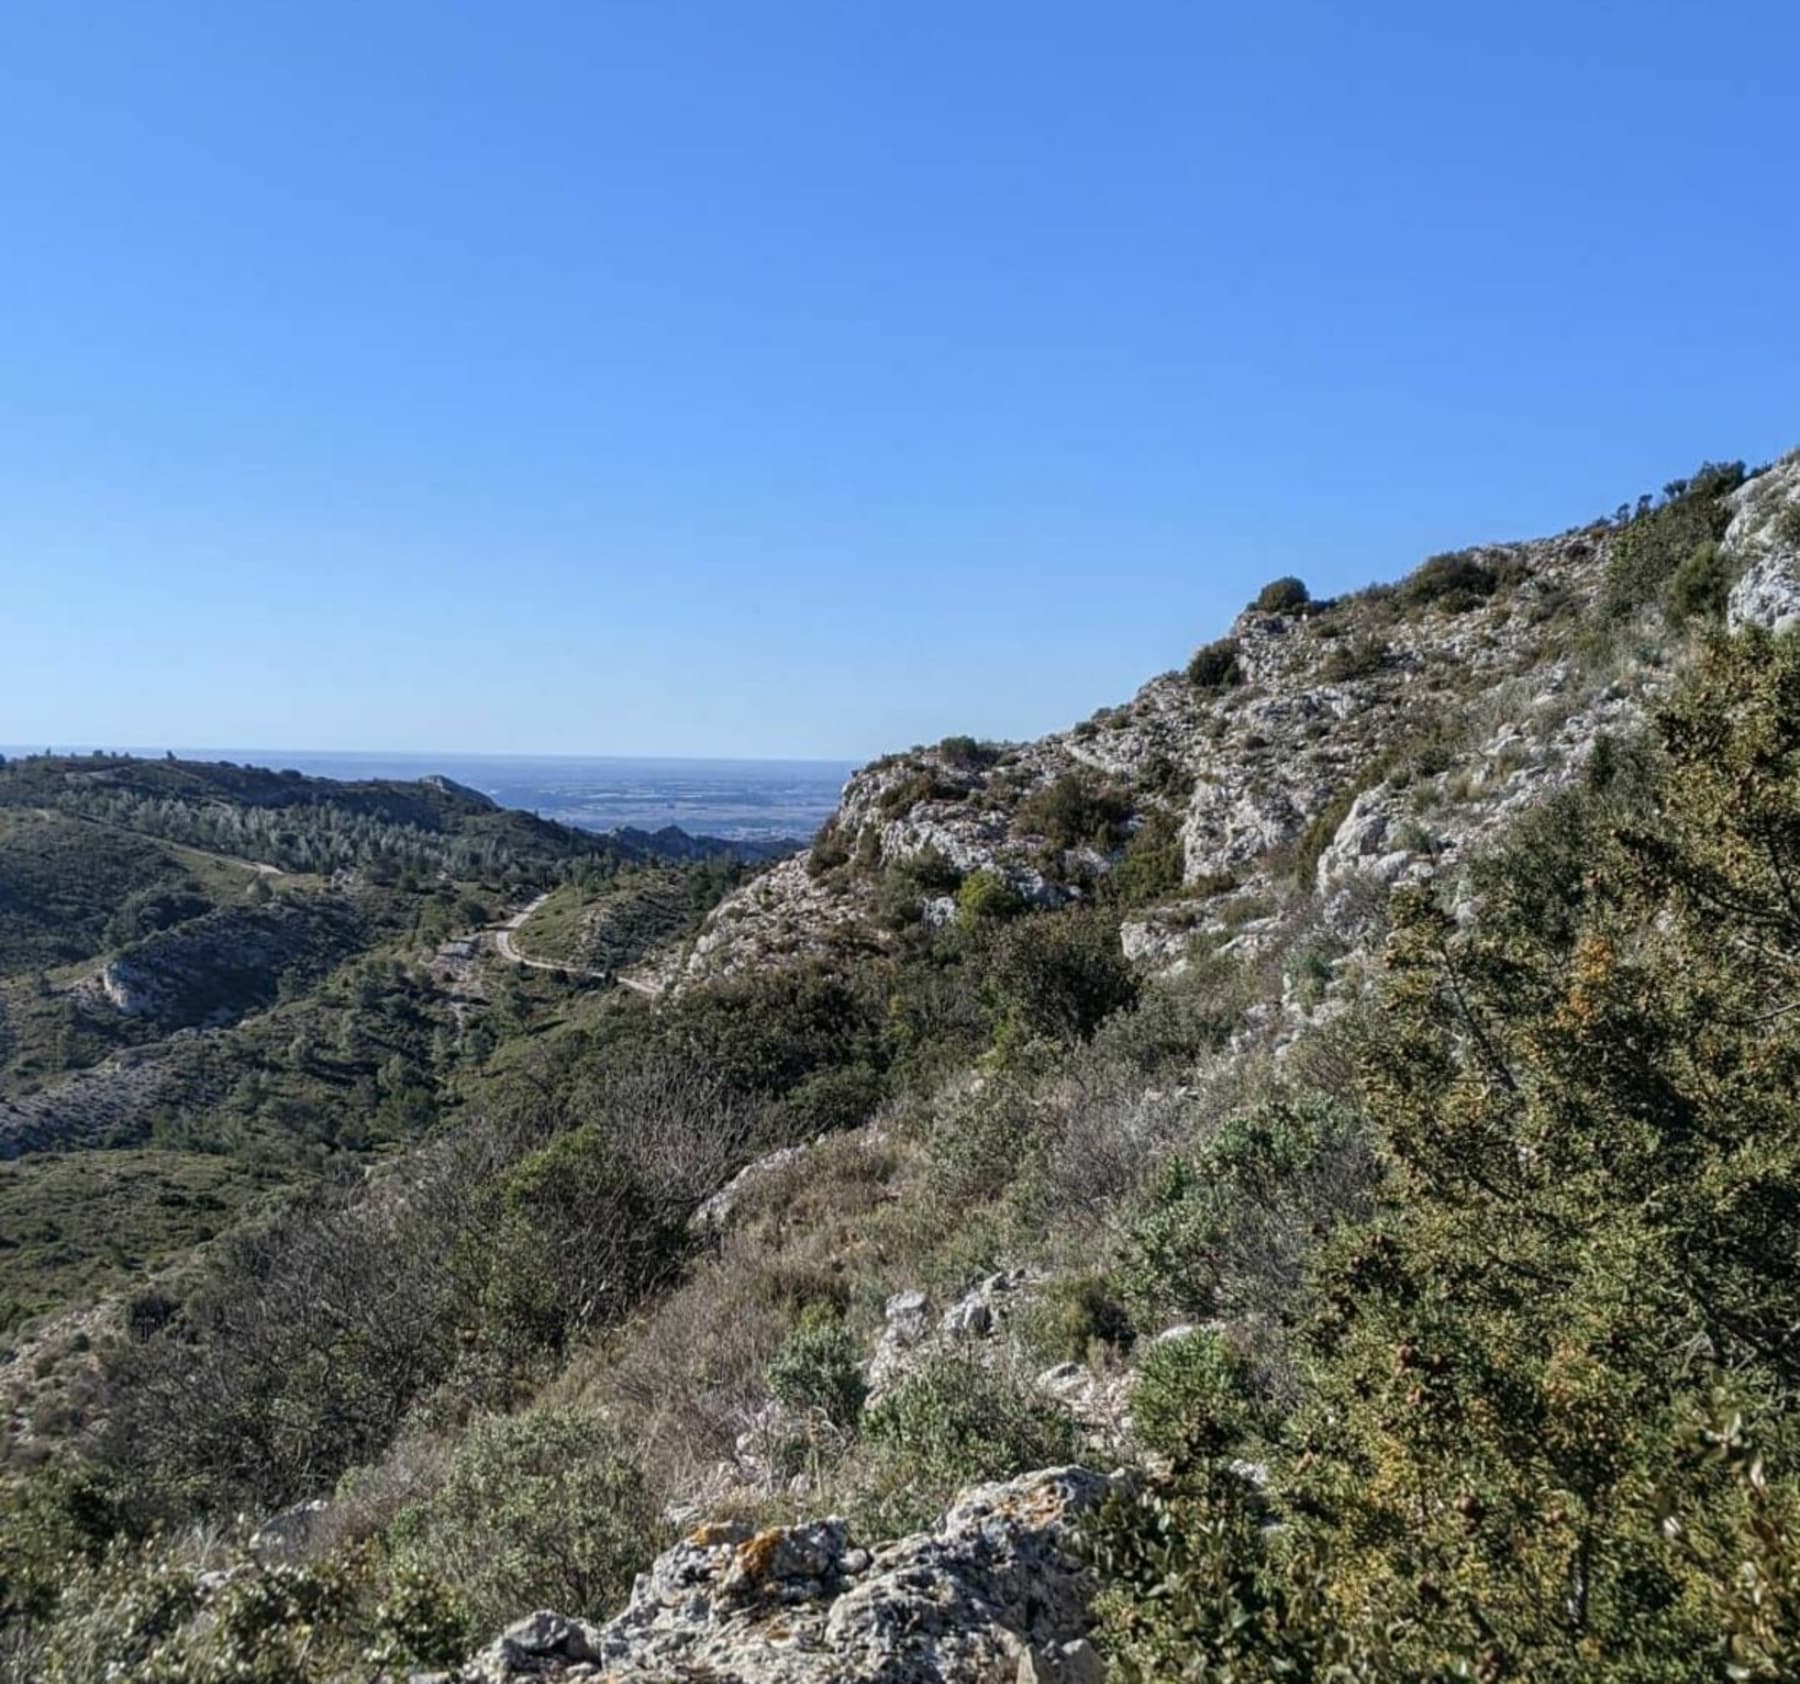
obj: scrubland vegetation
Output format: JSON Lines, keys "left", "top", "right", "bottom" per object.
{"left": 3, "top": 463, "right": 1800, "bottom": 1679}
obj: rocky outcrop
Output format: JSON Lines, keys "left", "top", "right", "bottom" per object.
{"left": 441, "top": 1466, "right": 1113, "bottom": 1684}
{"left": 1726, "top": 450, "right": 1800, "bottom": 633}
{"left": 866, "top": 1273, "right": 1041, "bottom": 1406}
{"left": 667, "top": 507, "right": 1687, "bottom": 1009}
{"left": 0, "top": 1041, "right": 183, "bottom": 1159}
{"left": 679, "top": 856, "right": 874, "bottom": 986}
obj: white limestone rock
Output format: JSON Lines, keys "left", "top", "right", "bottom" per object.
{"left": 1726, "top": 452, "right": 1800, "bottom": 634}
{"left": 450, "top": 1466, "right": 1115, "bottom": 1684}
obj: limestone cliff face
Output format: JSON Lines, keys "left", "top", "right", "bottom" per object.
{"left": 641, "top": 453, "right": 1800, "bottom": 1019}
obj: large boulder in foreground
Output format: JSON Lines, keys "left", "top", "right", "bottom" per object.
{"left": 439, "top": 1465, "right": 1112, "bottom": 1684}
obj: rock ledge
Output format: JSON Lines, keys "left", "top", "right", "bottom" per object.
{"left": 439, "top": 1465, "right": 1112, "bottom": 1684}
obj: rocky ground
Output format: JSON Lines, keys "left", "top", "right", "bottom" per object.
{"left": 429, "top": 1466, "right": 1113, "bottom": 1684}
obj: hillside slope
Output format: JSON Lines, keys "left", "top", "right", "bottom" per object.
{"left": 671, "top": 521, "right": 1647, "bottom": 1004}
{"left": 5, "top": 450, "right": 1799, "bottom": 1684}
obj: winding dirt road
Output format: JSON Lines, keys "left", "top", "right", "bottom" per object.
{"left": 490, "top": 895, "right": 658, "bottom": 994}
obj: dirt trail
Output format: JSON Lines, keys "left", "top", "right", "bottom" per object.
{"left": 490, "top": 896, "right": 665, "bottom": 994}
{"left": 491, "top": 895, "right": 617, "bottom": 983}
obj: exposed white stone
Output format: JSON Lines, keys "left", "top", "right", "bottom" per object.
{"left": 450, "top": 1467, "right": 1115, "bottom": 1684}
{"left": 1726, "top": 453, "right": 1800, "bottom": 634}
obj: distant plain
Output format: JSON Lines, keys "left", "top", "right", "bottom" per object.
{"left": 0, "top": 749, "right": 859, "bottom": 842}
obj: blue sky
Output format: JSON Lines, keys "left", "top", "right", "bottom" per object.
{"left": 2, "top": 1, "right": 1795, "bottom": 760}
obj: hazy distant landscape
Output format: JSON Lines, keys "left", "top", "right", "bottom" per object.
{"left": 1, "top": 749, "right": 857, "bottom": 843}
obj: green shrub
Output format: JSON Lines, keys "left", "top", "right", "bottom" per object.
{"left": 24, "top": 1541, "right": 464, "bottom": 1684}
{"left": 477, "top": 1124, "right": 693, "bottom": 1356}
{"left": 1251, "top": 576, "right": 1310, "bottom": 615}
{"left": 954, "top": 868, "right": 1023, "bottom": 926}
{"left": 1018, "top": 1274, "right": 1136, "bottom": 1366}
{"left": 1016, "top": 773, "right": 1134, "bottom": 853}
{"left": 1083, "top": 949, "right": 1248, "bottom": 1077}
{"left": 1118, "top": 1094, "right": 1373, "bottom": 1327}
{"left": 877, "top": 770, "right": 966, "bottom": 818}
{"left": 390, "top": 1406, "right": 661, "bottom": 1633}
{"left": 1398, "top": 550, "right": 1498, "bottom": 613}
{"left": 987, "top": 910, "right": 1139, "bottom": 1044}
{"left": 1601, "top": 460, "right": 1745, "bottom": 617}
{"left": 760, "top": 1062, "right": 884, "bottom": 1139}
{"left": 1186, "top": 638, "right": 1242, "bottom": 690}
{"left": 937, "top": 735, "right": 1001, "bottom": 770}
{"left": 889, "top": 844, "right": 962, "bottom": 895}
{"left": 765, "top": 1305, "right": 867, "bottom": 1428}
{"left": 1780, "top": 501, "right": 1800, "bottom": 550}
{"left": 1085, "top": 1469, "right": 1350, "bottom": 1682}
{"left": 855, "top": 1356, "right": 1078, "bottom": 1535}
{"left": 1110, "top": 809, "right": 1185, "bottom": 908}
{"left": 806, "top": 818, "right": 851, "bottom": 877}
{"left": 1129, "top": 1328, "right": 1265, "bottom": 1464}
{"left": 1320, "top": 635, "right": 1386, "bottom": 682}
{"left": 927, "top": 1078, "right": 1040, "bottom": 1204}
{"left": 1661, "top": 537, "right": 1735, "bottom": 627}
{"left": 0, "top": 1463, "right": 121, "bottom": 1622}
{"left": 1090, "top": 628, "right": 1800, "bottom": 1679}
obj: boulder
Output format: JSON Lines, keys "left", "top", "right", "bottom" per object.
{"left": 450, "top": 1466, "right": 1114, "bottom": 1683}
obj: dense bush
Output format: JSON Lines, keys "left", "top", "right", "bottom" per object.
{"left": 1118, "top": 1092, "right": 1373, "bottom": 1332}
{"left": 936, "top": 735, "right": 1002, "bottom": 770}
{"left": 11, "top": 1538, "right": 467, "bottom": 1684}
{"left": 1398, "top": 550, "right": 1498, "bottom": 613}
{"left": 1091, "top": 628, "right": 1800, "bottom": 1679}
{"left": 954, "top": 867, "right": 1022, "bottom": 926}
{"left": 987, "top": 909, "right": 1139, "bottom": 1045}
{"left": 806, "top": 817, "right": 851, "bottom": 875}
{"left": 1110, "top": 808, "right": 1185, "bottom": 907}
{"left": 855, "top": 1356, "right": 1078, "bottom": 1535}
{"left": 1080, "top": 947, "right": 1248, "bottom": 1078}
{"left": 1320, "top": 634, "right": 1386, "bottom": 682}
{"left": 876, "top": 770, "right": 965, "bottom": 818}
{"left": 475, "top": 1123, "right": 700, "bottom": 1357}
{"left": 390, "top": 1406, "right": 660, "bottom": 1634}
{"left": 1128, "top": 1328, "right": 1267, "bottom": 1464}
{"left": 927, "top": 1077, "right": 1041, "bottom": 1205}
{"left": 0, "top": 1465, "right": 120, "bottom": 1624}
{"left": 1017, "top": 1274, "right": 1135, "bottom": 1366}
{"left": 1601, "top": 460, "right": 1745, "bottom": 619}
{"left": 1251, "top": 576, "right": 1309, "bottom": 615}
{"left": 95, "top": 1048, "right": 750, "bottom": 1516}
{"left": 765, "top": 1305, "right": 867, "bottom": 1429}
{"left": 1015, "top": 773, "right": 1134, "bottom": 854}
{"left": 1186, "top": 638, "right": 1242, "bottom": 690}
{"left": 1661, "top": 536, "right": 1734, "bottom": 626}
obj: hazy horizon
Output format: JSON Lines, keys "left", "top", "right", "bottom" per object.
{"left": 1, "top": 745, "right": 860, "bottom": 771}
{"left": 0, "top": 743, "right": 858, "bottom": 842}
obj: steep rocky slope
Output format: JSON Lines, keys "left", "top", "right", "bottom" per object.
{"left": 450, "top": 449, "right": 1800, "bottom": 1681}
{"left": 667, "top": 528, "right": 1639, "bottom": 1000}
{"left": 671, "top": 455, "right": 1797, "bottom": 1016}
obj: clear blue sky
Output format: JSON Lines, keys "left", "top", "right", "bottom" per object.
{"left": 2, "top": 2, "right": 1795, "bottom": 760}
